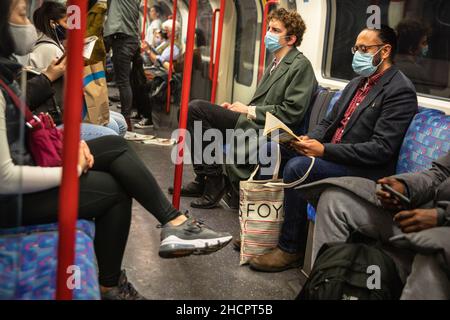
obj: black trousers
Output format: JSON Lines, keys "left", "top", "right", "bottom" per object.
{"left": 187, "top": 99, "right": 240, "bottom": 177}
{"left": 0, "top": 136, "right": 181, "bottom": 287}
{"left": 109, "top": 33, "right": 139, "bottom": 118}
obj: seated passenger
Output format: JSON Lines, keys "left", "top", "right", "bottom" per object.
{"left": 309, "top": 152, "right": 450, "bottom": 300}
{"left": 141, "top": 19, "right": 182, "bottom": 72}
{"left": 28, "top": 1, "right": 127, "bottom": 138}
{"left": 0, "top": 0, "right": 232, "bottom": 300}
{"left": 171, "top": 9, "right": 318, "bottom": 209}
{"left": 396, "top": 19, "right": 431, "bottom": 95}
{"left": 249, "top": 25, "right": 418, "bottom": 272}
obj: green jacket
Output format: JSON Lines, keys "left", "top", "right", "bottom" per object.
{"left": 85, "top": 2, "right": 107, "bottom": 66}
{"left": 225, "top": 48, "right": 317, "bottom": 189}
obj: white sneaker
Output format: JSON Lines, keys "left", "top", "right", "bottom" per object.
{"left": 134, "top": 118, "right": 154, "bottom": 129}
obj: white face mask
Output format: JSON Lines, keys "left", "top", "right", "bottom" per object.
{"left": 9, "top": 22, "right": 38, "bottom": 56}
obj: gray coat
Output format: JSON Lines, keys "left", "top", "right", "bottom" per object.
{"left": 296, "top": 152, "right": 450, "bottom": 274}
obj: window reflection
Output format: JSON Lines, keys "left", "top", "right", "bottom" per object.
{"left": 326, "top": 0, "right": 450, "bottom": 100}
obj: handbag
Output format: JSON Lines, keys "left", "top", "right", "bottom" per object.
{"left": 239, "top": 145, "right": 315, "bottom": 265}
{"left": 0, "top": 77, "right": 63, "bottom": 167}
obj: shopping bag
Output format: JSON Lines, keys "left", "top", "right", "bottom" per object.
{"left": 239, "top": 145, "right": 315, "bottom": 265}
{"left": 83, "top": 62, "right": 110, "bottom": 125}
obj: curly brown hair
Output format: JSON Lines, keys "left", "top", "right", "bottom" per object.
{"left": 268, "top": 8, "right": 306, "bottom": 47}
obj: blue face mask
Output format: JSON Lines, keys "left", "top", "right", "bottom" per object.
{"left": 352, "top": 47, "right": 384, "bottom": 77}
{"left": 265, "top": 32, "right": 288, "bottom": 53}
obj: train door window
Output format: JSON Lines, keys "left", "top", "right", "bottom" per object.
{"left": 188, "top": 0, "right": 213, "bottom": 100}
{"left": 325, "top": 0, "right": 450, "bottom": 100}
{"left": 234, "top": 0, "right": 259, "bottom": 87}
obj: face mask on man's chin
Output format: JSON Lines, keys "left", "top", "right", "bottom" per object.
{"left": 9, "top": 22, "right": 38, "bottom": 56}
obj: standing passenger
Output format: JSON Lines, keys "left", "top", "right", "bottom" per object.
{"left": 104, "top": 0, "right": 140, "bottom": 131}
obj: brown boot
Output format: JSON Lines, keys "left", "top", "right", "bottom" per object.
{"left": 249, "top": 247, "right": 303, "bottom": 272}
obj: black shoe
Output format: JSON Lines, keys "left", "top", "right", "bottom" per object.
{"left": 168, "top": 175, "right": 205, "bottom": 198}
{"left": 101, "top": 270, "right": 147, "bottom": 300}
{"left": 190, "top": 175, "right": 227, "bottom": 209}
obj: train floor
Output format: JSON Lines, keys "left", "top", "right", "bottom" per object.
{"left": 113, "top": 106, "right": 303, "bottom": 300}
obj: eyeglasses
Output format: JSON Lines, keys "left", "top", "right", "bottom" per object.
{"left": 351, "top": 44, "right": 385, "bottom": 54}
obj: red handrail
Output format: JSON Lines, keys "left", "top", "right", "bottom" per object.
{"left": 56, "top": 0, "right": 87, "bottom": 300}
{"left": 165, "top": 0, "right": 178, "bottom": 114}
{"left": 172, "top": 0, "right": 198, "bottom": 209}
{"left": 257, "top": 0, "right": 279, "bottom": 82}
{"left": 210, "top": 0, "right": 226, "bottom": 104}
{"left": 141, "top": 0, "right": 148, "bottom": 42}
{"left": 209, "top": 9, "right": 219, "bottom": 81}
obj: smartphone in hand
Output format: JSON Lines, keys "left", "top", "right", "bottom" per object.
{"left": 55, "top": 53, "right": 67, "bottom": 65}
{"left": 381, "top": 184, "right": 411, "bottom": 210}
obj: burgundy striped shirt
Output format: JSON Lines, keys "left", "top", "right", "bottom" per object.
{"left": 331, "top": 70, "right": 387, "bottom": 144}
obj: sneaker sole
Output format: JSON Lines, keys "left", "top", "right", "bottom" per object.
{"left": 159, "top": 235, "right": 232, "bottom": 259}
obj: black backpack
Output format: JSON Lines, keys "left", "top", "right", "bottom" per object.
{"left": 297, "top": 241, "right": 404, "bottom": 300}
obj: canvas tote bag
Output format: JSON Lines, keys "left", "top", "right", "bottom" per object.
{"left": 83, "top": 62, "right": 110, "bottom": 125}
{"left": 239, "top": 145, "right": 315, "bottom": 265}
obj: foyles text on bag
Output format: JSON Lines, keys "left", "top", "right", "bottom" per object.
{"left": 239, "top": 145, "right": 315, "bottom": 265}
{"left": 83, "top": 61, "right": 110, "bottom": 126}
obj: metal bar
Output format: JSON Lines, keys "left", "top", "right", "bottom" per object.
{"left": 257, "top": 0, "right": 278, "bottom": 82}
{"left": 172, "top": 0, "right": 198, "bottom": 209}
{"left": 210, "top": 0, "right": 226, "bottom": 104}
{"left": 166, "top": 0, "right": 178, "bottom": 114}
{"left": 56, "top": 0, "right": 87, "bottom": 300}
{"left": 209, "top": 9, "right": 219, "bottom": 81}
{"left": 141, "top": 0, "right": 148, "bottom": 42}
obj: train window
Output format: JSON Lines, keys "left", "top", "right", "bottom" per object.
{"left": 325, "top": 0, "right": 450, "bottom": 100}
{"left": 234, "top": 0, "right": 259, "bottom": 86}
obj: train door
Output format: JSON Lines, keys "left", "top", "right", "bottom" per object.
{"left": 232, "top": 0, "right": 262, "bottom": 103}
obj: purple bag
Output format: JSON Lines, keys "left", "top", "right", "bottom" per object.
{"left": 0, "top": 77, "right": 63, "bottom": 167}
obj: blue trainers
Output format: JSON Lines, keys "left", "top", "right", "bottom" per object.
{"left": 159, "top": 216, "right": 232, "bottom": 259}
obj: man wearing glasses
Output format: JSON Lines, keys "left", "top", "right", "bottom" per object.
{"left": 250, "top": 25, "right": 419, "bottom": 273}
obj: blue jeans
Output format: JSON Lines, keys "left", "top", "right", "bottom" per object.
{"left": 59, "top": 124, "right": 118, "bottom": 141}
{"left": 258, "top": 142, "right": 361, "bottom": 254}
{"left": 107, "top": 111, "right": 128, "bottom": 136}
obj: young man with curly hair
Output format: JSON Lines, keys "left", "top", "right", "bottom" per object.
{"left": 170, "top": 9, "right": 317, "bottom": 209}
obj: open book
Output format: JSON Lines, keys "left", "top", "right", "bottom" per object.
{"left": 263, "top": 112, "right": 302, "bottom": 145}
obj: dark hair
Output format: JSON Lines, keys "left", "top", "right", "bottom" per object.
{"left": 396, "top": 19, "right": 429, "bottom": 55}
{"left": 195, "top": 28, "right": 206, "bottom": 47}
{"left": 366, "top": 24, "right": 398, "bottom": 61}
{"left": 267, "top": 8, "right": 307, "bottom": 47}
{"left": 0, "top": 0, "right": 15, "bottom": 58}
{"left": 151, "top": 4, "right": 163, "bottom": 17}
{"left": 33, "top": 1, "right": 66, "bottom": 42}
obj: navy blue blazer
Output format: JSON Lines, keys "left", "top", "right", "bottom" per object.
{"left": 308, "top": 66, "right": 418, "bottom": 180}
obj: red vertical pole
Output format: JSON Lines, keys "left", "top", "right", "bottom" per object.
{"left": 209, "top": 9, "right": 219, "bottom": 81}
{"left": 172, "top": 0, "right": 198, "bottom": 209}
{"left": 56, "top": 0, "right": 87, "bottom": 300}
{"left": 258, "top": 0, "right": 278, "bottom": 82}
{"left": 166, "top": 0, "right": 178, "bottom": 114}
{"left": 210, "top": 0, "right": 226, "bottom": 104}
{"left": 141, "top": 0, "right": 148, "bottom": 42}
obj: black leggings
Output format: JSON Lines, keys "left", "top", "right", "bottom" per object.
{"left": 0, "top": 136, "right": 181, "bottom": 287}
